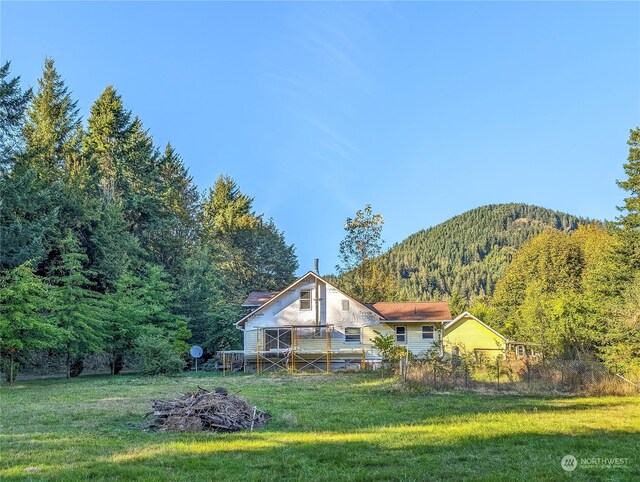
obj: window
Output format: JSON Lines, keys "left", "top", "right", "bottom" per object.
{"left": 264, "top": 329, "right": 292, "bottom": 350}
{"left": 516, "top": 345, "right": 525, "bottom": 356}
{"left": 341, "top": 299, "right": 350, "bottom": 311}
{"left": 395, "top": 326, "right": 406, "bottom": 343}
{"left": 300, "top": 290, "right": 311, "bottom": 310}
{"left": 421, "top": 325, "right": 434, "bottom": 340}
{"left": 345, "top": 327, "right": 361, "bottom": 343}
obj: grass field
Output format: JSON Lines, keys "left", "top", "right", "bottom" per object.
{"left": 1, "top": 372, "right": 639, "bottom": 481}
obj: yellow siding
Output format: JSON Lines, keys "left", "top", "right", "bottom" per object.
{"left": 444, "top": 316, "right": 505, "bottom": 359}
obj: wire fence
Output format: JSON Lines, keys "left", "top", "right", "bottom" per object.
{"left": 397, "top": 354, "right": 640, "bottom": 395}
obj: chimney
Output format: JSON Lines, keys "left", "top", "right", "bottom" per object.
{"left": 314, "top": 258, "right": 319, "bottom": 274}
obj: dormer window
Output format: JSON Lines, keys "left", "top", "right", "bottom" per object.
{"left": 300, "top": 290, "right": 311, "bottom": 310}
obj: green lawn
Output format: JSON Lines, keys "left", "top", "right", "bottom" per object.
{"left": 1, "top": 372, "right": 639, "bottom": 481}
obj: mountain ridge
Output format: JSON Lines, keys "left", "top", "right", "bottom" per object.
{"left": 372, "top": 203, "right": 593, "bottom": 300}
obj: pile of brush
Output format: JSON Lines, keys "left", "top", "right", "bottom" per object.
{"left": 146, "top": 386, "right": 270, "bottom": 432}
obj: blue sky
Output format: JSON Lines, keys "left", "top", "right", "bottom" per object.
{"left": 2, "top": 1, "right": 639, "bottom": 275}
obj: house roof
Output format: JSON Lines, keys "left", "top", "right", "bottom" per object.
{"left": 444, "top": 311, "right": 506, "bottom": 340}
{"left": 365, "top": 302, "right": 451, "bottom": 321}
{"left": 242, "top": 291, "right": 279, "bottom": 307}
{"left": 236, "top": 271, "right": 383, "bottom": 328}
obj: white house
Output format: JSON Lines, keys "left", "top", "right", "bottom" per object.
{"left": 232, "top": 271, "right": 451, "bottom": 372}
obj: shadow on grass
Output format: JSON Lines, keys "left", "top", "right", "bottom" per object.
{"left": 2, "top": 372, "right": 639, "bottom": 480}
{"left": 3, "top": 429, "right": 638, "bottom": 481}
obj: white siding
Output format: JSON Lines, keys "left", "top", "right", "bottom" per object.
{"left": 240, "top": 275, "right": 441, "bottom": 357}
{"left": 243, "top": 276, "right": 379, "bottom": 333}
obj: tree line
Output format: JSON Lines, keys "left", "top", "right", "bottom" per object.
{"left": 0, "top": 59, "right": 298, "bottom": 382}
{"left": 334, "top": 131, "right": 640, "bottom": 377}
{"left": 475, "top": 129, "right": 640, "bottom": 376}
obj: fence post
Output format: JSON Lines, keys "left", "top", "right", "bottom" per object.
{"left": 404, "top": 351, "right": 409, "bottom": 383}
{"left": 464, "top": 362, "right": 469, "bottom": 388}
{"left": 496, "top": 358, "right": 500, "bottom": 390}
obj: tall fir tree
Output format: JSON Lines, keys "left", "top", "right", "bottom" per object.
{"left": 0, "top": 61, "right": 31, "bottom": 171}
{"left": 84, "top": 85, "right": 133, "bottom": 200}
{"left": 201, "top": 175, "right": 258, "bottom": 238}
{"left": 48, "top": 231, "right": 107, "bottom": 378}
{"left": 616, "top": 127, "right": 640, "bottom": 269}
{"left": 22, "top": 58, "right": 80, "bottom": 180}
{"left": 201, "top": 175, "right": 297, "bottom": 298}
{"left": 617, "top": 127, "right": 640, "bottom": 229}
{"left": 154, "top": 143, "right": 199, "bottom": 275}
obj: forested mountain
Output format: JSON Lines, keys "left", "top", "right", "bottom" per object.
{"left": 372, "top": 204, "right": 590, "bottom": 301}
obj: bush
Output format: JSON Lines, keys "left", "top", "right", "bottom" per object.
{"left": 134, "top": 334, "right": 185, "bottom": 376}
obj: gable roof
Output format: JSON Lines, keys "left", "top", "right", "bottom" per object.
{"left": 242, "top": 291, "right": 279, "bottom": 307}
{"left": 365, "top": 301, "right": 451, "bottom": 321}
{"left": 236, "top": 271, "right": 382, "bottom": 328}
{"left": 444, "top": 311, "right": 506, "bottom": 340}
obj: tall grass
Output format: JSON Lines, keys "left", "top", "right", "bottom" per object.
{"left": 403, "top": 354, "right": 640, "bottom": 396}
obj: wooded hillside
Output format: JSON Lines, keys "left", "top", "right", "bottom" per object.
{"left": 372, "top": 203, "right": 589, "bottom": 300}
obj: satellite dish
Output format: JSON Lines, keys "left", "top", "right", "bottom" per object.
{"left": 190, "top": 345, "right": 203, "bottom": 358}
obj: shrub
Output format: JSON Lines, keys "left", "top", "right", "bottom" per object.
{"left": 134, "top": 334, "right": 185, "bottom": 376}
{"left": 372, "top": 331, "right": 406, "bottom": 362}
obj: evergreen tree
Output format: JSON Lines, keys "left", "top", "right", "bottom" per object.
{"left": 48, "top": 232, "right": 107, "bottom": 378}
{"left": 153, "top": 143, "right": 199, "bottom": 274}
{"left": 176, "top": 245, "right": 243, "bottom": 352}
{"left": 0, "top": 61, "right": 31, "bottom": 171}
{"left": 616, "top": 127, "right": 640, "bottom": 269}
{"left": 1, "top": 59, "right": 301, "bottom": 375}
{"left": 22, "top": 58, "right": 80, "bottom": 180}
{"left": 201, "top": 175, "right": 258, "bottom": 238}
{"left": 86, "top": 202, "right": 139, "bottom": 291}
{"left": 138, "top": 264, "right": 187, "bottom": 338}
{"left": 0, "top": 262, "right": 60, "bottom": 383}
{"left": 448, "top": 290, "right": 468, "bottom": 318}
{"left": 617, "top": 127, "right": 640, "bottom": 229}
{"left": 0, "top": 168, "right": 59, "bottom": 270}
{"left": 84, "top": 86, "right": 133, "bottom": 200}
{"left": 201, "top": 175, "right": 297, "bottom": 298}
{"left": 104, "top": 270, "right": 146, "bottom": 374}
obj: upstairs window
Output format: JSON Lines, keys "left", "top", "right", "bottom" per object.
{"left": 422, "top": 326, "right": 434, "bottom": 340}
{"left": 300, "top": 290, "right": 311, "bottom": 310}
{"left": 341, "top": 299, "right": 350, "bottom": 311}
{"left": 395, "top": 326, "right": 406, "bottom": 343}
{"left": 345, "top": 327, "right": 361, "bottom": 343}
